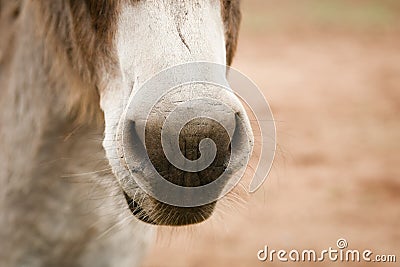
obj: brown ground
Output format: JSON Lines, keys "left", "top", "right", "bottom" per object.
{"left": 143, "top": 1, "right": 400, "bottom": 266}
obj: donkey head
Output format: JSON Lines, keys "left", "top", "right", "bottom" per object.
{"left": 29, "top": 0, "right": 252, "bottom": 226}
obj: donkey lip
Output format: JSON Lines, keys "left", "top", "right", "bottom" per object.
{"left": 123, "top": 190, "right": 216, "bottom": 226}
{"left": 123, "top": 192, "right": 157, "bottom": 225}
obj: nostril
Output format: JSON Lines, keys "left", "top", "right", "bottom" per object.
{"left": 124, "top": 120, "right": 146, "bottom": 156}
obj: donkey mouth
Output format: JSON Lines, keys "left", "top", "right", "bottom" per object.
{"left": 123, "top": 191, "right": 215, "bottom": 226}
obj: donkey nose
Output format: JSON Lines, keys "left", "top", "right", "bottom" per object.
{"left": 137, "top": 102, "right": 236, "bottom": 187}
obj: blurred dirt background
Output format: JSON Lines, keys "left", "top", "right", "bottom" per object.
{"left": 143, "top": 1, "right": 400, "bottom": 266}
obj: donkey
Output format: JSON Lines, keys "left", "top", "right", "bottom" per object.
{"left": 0, "top": 0, "right": 252, "bottom": 266}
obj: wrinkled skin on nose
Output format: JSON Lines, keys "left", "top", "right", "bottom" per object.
{"left": 142, "top": 86, "right": 237, "bottom": 187}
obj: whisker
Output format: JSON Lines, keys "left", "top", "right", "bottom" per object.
{"left": 61, "top": 168, "right": 112, "bottom": 178}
